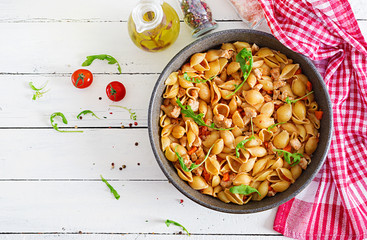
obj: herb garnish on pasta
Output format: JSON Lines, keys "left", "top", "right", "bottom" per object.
{"left": 285, "top": 91, "right": 314, "bottom": 104}
{"left": 183, "top": 72, "right": 209, "bottom": 83}
{"left": 235, "top": 118, "right": 255, "bottom": 157}
{"left": 274, "top": 149, "right": 303, "bottom": 166}
{"left": 230, "top": 184, "right": 260, "bottom": 196}
{"left": 267, "top": 122, "right": 286, "bottom": 131}
{"left": 175, "top": 144, "right": 214, "bottom": 172}
{"left": 176, "top": 98, "right": 233, "bottom": 131}
{"left": 227, "top": 48, "right": 253, "bottom": 97}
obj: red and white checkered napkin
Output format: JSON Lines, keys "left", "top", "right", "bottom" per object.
{"left": 256, "top": 0, "right": 367, "bottom": 239}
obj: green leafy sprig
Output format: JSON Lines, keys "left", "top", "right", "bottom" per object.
{"left": 285, "top": 91, "right": 314, "bottom": 104}
{"left": 82, "top": 54, "right": 122, "bottom": 73}
{"left": 175, "top": 144, "right": 214, "bottom": 172}
{"left": 165, "top": 219, "right": 190, "bottom": 236}
{"left": 230, "top": 184, "right": 260, "bottom": 196}
{"left": 235, "top": 117, "right": 255, "bottom": 157}
{"left": 267, "top": 122, "right": 286, "bottom": 131}
{"left": 274, "top": 149, "right": 303, "bottom": 166}
{"left": 183, "top": 72, "right": 212, "bottom": 83}
{"left": 226, "top": 48, "right": 253, "bottom": 98}
{"left": 100, "top": 175, "right": 120, "bottom": 200}
{"left": 77, "top": 110, "right": 100, "bottom": 119}
{"left": 29, "top": 81, "right": 49, "bottom": 100}
{"left": 176, "top": 98, "right": 232, "bottom": 131}
{"left": 109, "top": 105, "right": 137, "bottom": 120}
{"left": 50, "top": 112, "right": 83, "bottom": 133}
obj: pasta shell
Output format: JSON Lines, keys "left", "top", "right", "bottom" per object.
{"left": 172, "top": 125, "right": 186, "bottom": 139}
{"left": 273, "top": 51, "right": 288, "bottom": 64}
{"left": 252, "top": 180, "right": 269, "bottom": 201}
{"left": 190, "top": 53, "right": 207, "bottom": 68}
{"left": 226, "top": 155, "right": 242, "bottom": 173}
{"left": 213, "top": 103, "right": 230, "bottom": 117}
{"left": 246, "top": 147, "right": 267, "bottom": 157}
{"left": 218, "top": 57, "right": 228, "bottom": 73}
{"left": 256, "top": 47, "right": 274, "bottom": 58}
{"left": 218, "top": 80, "right": 242, "bottom": 90}
{"left": 165, "top": 72, "right": 178, "bottom": 85}
{"left": 204, "top": 59, "right": 220, "bottom": 79}
{"left": 210, "top": 82, "right": 221, "bottom": 106}
{"left": 238, "top": 157, "right": 256, "bottom": 173}
{"left": 197, "top": 82, "right": 211, "bottom": 103}
{"left": 178, "top": 73, "right": 194, "bottom": 88}
{"left": 233, "top": 172, "right": 252, "bottom": 186}
{"left": 221, "top": 43, "right": 236, "bottom": 51}
{"left": 217, "top": 191, "right": 231, "bottom": 203}
{"left": 252, "top": 158, "right": 268, "bottom": 176}
{"left": 264, "top": 56, "right": 280, "bottom": 68}
{"left": 273, "top": 130, "right": 290, "bottom": 149}
{"left": 276, "top": 168, "right": 295, "bottom": 183}
{"left": 232, "top": 111, "right": 245, "bottom": 128}
{"left": 189, "top": 176, "right": 208, "bottom": 190}
{"left": 220, "top": 130, "right": 235, "bottom": 149}
{"left": 291, "top": 164, "right": 302, "bottom": 180}
{"left": 161, "top": 136, "right": 171, "bottom": 152}
{"left": 252, "top": 57, "right": 264, "bottom": 68}
{"left": 305, "top": 136, "right": 318, "bottom": 155}
{"left": 201, "top": 185, "right": 213, "bottom": 196}
{"left": 176, "top": 166, "right": 193, "bottom": 182}
{"left": 253, "top": 114, "right": 275, "bottom": 129}
{"left": 202, "top": 131, "right": 220, "bottom": 148}
{"left": 267, "top": 171, "right": 282, "bottom": 183}
{"left": 291, "top": 78, "right": 307, "bottom": 97}
{"left": 224, "top": 188, "right": 243, "bottom": 205}
{"left": 271, "top": 181, "right": 291, "bottom": 192}
{"left": 279, "top": 64, "right": 299, "bottom": 80}
{"left": 211, "top": 139, "right": 224, "bottom": 155}
{"left": 163, "top": 81, "right": 179, "bottom": 98}
{"left": 205, "top": 155, "right": 220, "bottom": 175}
{"left": 186, "top": 87, "right": 200, "bottom": 100}
{"left": 212, "top": 175, "right": 221, "bottom": 187}
{"left": 308, "top": 112, "right": 321, "bottom": 129}
{"left": 227, "top": 62, "right": 241, "bottom": 75}
{"left": 258, "top": 79, "right": 273, "bottom": 91}
{"left": 244, "top": 90, "right": 264, "bottom": 106}
{"left": 181, "top": 63, "right": 196, "bottom": 73}
{"left": 219, "top": 89, "right": 234, "bottom": 100}
{"left": 206, "top": 49, "right": 222, "bottom": 62}
{"left": 276, "top": 104, "right": 292, "bottom": 122}
{"left": 233, "top": 41, "right": 251, "bottom": 52}
{"left": 159, "top": 114, "right": 171, "bottom": 128}
{"left": 253, "top": 169, "right": 273, "bottom": 182}
{"left": 161, "top": 124, "right": 174, "bottom": 137}
{"left": 229, "top": 95, "right": 242, "bottom": 114}
{"left": 293, "top": 101, "right": 307, "bottom": 120}
{"left": 260, "top": 102, "right": 274, "bottom": 117}
{"left": 259, "top": 129, "right": 273, "bottom": 142}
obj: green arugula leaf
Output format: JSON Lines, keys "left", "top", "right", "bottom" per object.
{"left": 176, "top": 98, "right": 233, "bottom": 131}
{"left": 175, "top": 144, "right": 214, "bottom": 172}
{"left": 226, "top": 48, "right": 253, "bottom": 98}
{"left": 100, "top": 175, "right": 120, "bottom": 200}
{"left": 274, "top": 149, "right": 303, "bottom": 166}
{"left": 235, "top": 136, "right": 255, "bottom": 158}
{"left": 82, "top": 54, "right": 122, "bottom": 73}
{"left": 165, "top": 219, "right": 190, "bottom": 236}
{"left": 183, "top": 72, "right": 210, "bottom": 83}
{"left": 29, "top": 81, "right": 49, "bottom": 100}
{"left": 109, "top": 105, "right": 137, "bottom": 120}
{"left": 267, "top": 122, "right": 286, "bottom": 131}
{"left": 50, "top": 112, "right": 83, "bottom": 133}
{"left": 77, "top": 110, "right": 100, "bottom": 119}
{"left": 230, "top": 184, "right": 260, "bottom": 196}
{"left": 285, "top": 91, "right": 314, "bottom": 104}
{"left": 235, "top": 117, "right": 255, "bottom": 157}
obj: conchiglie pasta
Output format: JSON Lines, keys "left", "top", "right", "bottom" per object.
{"left": 160, "top": 41, "right": 321, "bottom": 205}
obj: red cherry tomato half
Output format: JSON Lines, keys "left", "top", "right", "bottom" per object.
{"left": 106, "top": 81, "right": 126, "bottom": 102}
{"left": 71, "top": 69, "right": 93, "bottom": 88}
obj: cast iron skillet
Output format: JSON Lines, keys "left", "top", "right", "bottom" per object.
{"left": 148, "top": 29, "right": 333, "bottom": 213}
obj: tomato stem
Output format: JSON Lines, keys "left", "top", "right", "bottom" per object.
{"left": 109, "top": 84, "right": 117, "bottom": 100}
{"left": 75, "top": 73, "right": 85, "bottom": 87}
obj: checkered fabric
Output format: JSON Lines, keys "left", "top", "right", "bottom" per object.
{"left": 256, "top": 0, "right": 367, "bottom": 239}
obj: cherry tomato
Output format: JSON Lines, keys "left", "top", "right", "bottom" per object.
{"left": 106, "top": 81, "right": 126, "bottom": 102}
{"left": 71, "top": 69, "right": 93, "bottom": 88}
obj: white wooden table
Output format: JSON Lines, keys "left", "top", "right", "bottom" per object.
{"left": 0, "top": 1, "right": 365, "bottom": 239}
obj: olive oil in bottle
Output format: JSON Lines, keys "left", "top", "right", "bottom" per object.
{"left": 128, "top": 0, "right": 180, "bottom": 52}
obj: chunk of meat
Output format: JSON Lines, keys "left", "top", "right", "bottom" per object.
{"left": 273, "top": 80, "right": 286, "bottom": 90}
{"left": 266, "top": 141, "right": 276, "bottom": 154}
{"left": 187, "top": 99, "right": 199, "bottom": 112}
{"left": 290, "top": 138, "right": 302, "bottom": 150}
{"left": 299, "top": 157, "right": 308, "bottom": 170}
{"left": 220, "top": 173, "right": 236, "bottom": 188}
{"left": 264, "top": 94, "right": 272, "bottom": 102}
{"left": 243, "top": 107, "right": 257, "bottom": 118}
{"left": 192, "top": 165, "right": 204, "bottom": 176}
{"left": 220, "top": 49, "right": 234, "bottom": 59}
{"left": 279, "top": 91, "right": 289, "bottom": 101}
{"left": 270, "top": 67, "right": 280, "bottom": 80}
{"left": 267, "top": 189, "right": 277, "bottom": 197}
{"left": 161, "top": 104, "right": 181, "bottom": 119}
{"left": 251, "top": 43, "right": 259, "bottom": 54}
{"left": 253, "top": 68, "right": 262, "bottom": 80}
{"left": 179, "top": 136, "right": 187, "bottom": 147}
{"left": 273, "top": 89, "right": 280, "bottom": 100}
{"left": 213, "top": 114, "right": 233, "bottom": 129}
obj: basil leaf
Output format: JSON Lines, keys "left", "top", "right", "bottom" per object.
{"left": 77, "top": 110, "right": 100, "bottom": 119}
{"left": 285, "top": 91, "right": 314, "bottom": 104}
{"left": 165, "top": 219, "right": 190, "bottom": 236}
{"left": 82, "top": 54, "right": 122, "bottom": 73}
{"left": 50, "top": 112, "right": 83, "bottom": 133}
{"left": 109, "top": 105, "right": 137, "bottom": 120}
{"left": 100, "top": 175, "right": 120, "bottom": 200}
{"left": 176, "top": 98, "right": 233, "bottom": 131}
{"left": 267, "top": 122, "right": 286, "bottom": 131}
{"left": 274, "top": 149, "right": 303, "bottom": 166}
{"left": 175, "top": 144, "right": 214, "bottom": 172}
{"left": 226, "top": 48, "right": 253, "bottom": 98}
{"left": 235, "top": 136, "right": 255, "bottom": 158}
{"left": 230, "top": 184, "right": 260, "bottom": 196}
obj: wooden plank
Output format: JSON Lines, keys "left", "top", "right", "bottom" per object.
{"left": 0, "top": 21, "right": 271, "bottom": 74}
{"left": 0, "top": 234, "right": 288, "bottom": 240}
{"left": 0, "top": 75, "right": 154, "bottom": 127}
{"left": 0, "top": 0, "right": 365, "bottom": 22}
{"left": 0, "top": 129, "right": 165, "bottom": 179}
{"left": 0, "top": 181, "right": 280, "bottom": 235}
{"left": 0, "top": 0, "right": 241, "bottom": 22}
